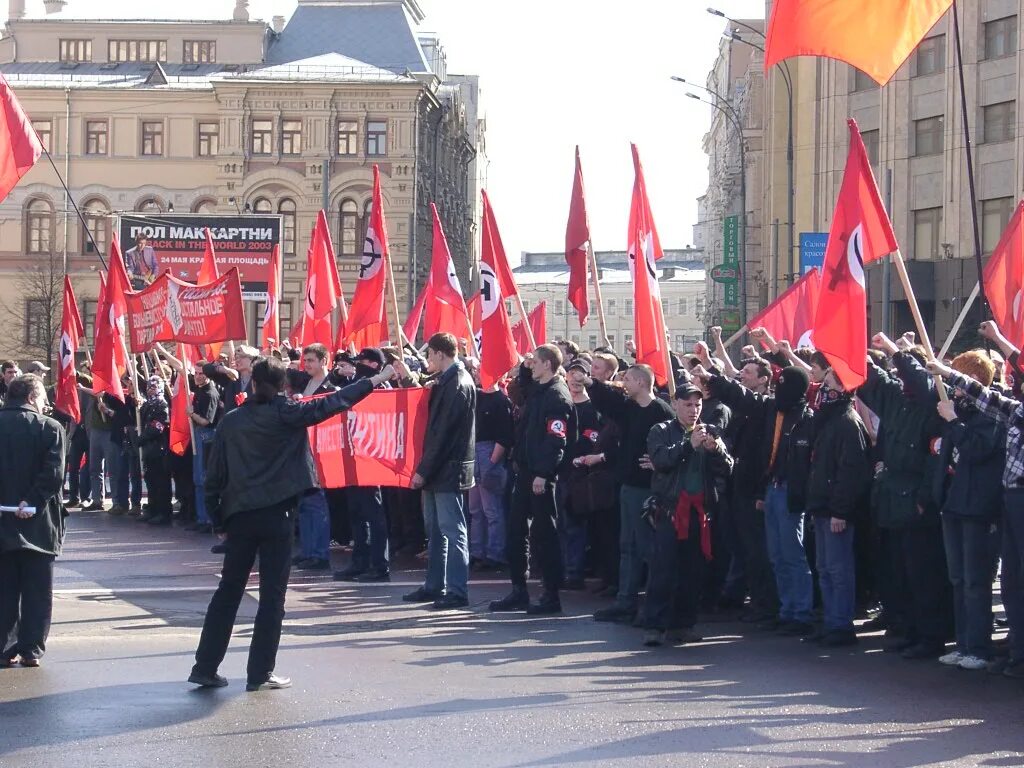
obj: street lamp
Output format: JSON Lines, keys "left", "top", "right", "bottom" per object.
{"left": 684, "top": 90, "right": 748, "bottom": 329}
{"left": 708, "top": 7, "right": 796, "bottom": 291}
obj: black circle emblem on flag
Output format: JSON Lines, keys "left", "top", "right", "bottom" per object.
{"left": 480, "top": 263, "right": 501, "bottom": 320}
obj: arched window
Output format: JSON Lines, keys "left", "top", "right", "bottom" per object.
{"left": 339, "top": 199, "right": 358, "bottom": 256}
{"left": 26, "top": 199, "right": 53, "bottom": 253}
{"left": 361, "top": 199, "right": 373, "bottom": 250}
{"left": 278, "top": 198, "right": 296, "bottom": 257}
{"left": 191, "top": 198, "right": 217, "bottom": 214}
{"left": 82, "top": 198, "right": 110, "bottom": 255}
{"left": 136, "top": 197, "right": 162, "bottom": 213}
{"left": 252, "top": 197, "right": 272, "bottom": 214}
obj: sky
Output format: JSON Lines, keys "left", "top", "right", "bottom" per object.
{"left": 4, "top": 0, "right": 768, "bottom": 262}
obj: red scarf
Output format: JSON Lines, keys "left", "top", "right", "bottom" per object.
{"left": 674, "top": 490, "right": 712, "bottom": 560}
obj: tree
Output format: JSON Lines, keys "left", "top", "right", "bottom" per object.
{"left": 1, "top": 248, "right": 65, "bottom": 378}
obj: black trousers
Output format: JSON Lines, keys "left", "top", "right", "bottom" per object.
{"left": 644, "top": 510, "right": 702, "bottom": 631}
{"left": 143, "top": 453, "right": 173, "bottom": 518}
{"left": 68, "top": 428, "right": 90, "bottom": 502}
{"left": 733, "top": 488, "right": 778, "bottom": 615}
{"left": 0, "top": 549, "right": 55, "bottom": 661}
{"left": 591, "top": 501, "right": 620, "bottom": 588}
{"left": 902, "top": 524, "right": 954, "bottom": 646}
{"left": 169, "top": 449, "right": 195, "bottom": 521}
{"left": 507, "top": 472, "right": 562, "bottom": 593}
{"left": 193, "top": 505, "right": 294, "bottom": 684}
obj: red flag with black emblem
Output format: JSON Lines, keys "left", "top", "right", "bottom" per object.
{"left": 302, "top": 212, "right": 341, "bottom": 348}
{"left": 565, "top": 146, "right": 591, "bottom": 327}
{"left": 92, "top": 236, "right": 132, "bottom": 401}
{"left": 982, "top": 200, "right": 1024, "bottom": 349}
{"left": 55, "top": 276, "right": 83, "bottom": 422}
{"left": 748, "top": 268, "right": 822, "bottom": 350}
{"left": 423, "top": 203, "right": 471, "bottom": 340}
{"left": 813, "top": 119, "right": 898, "bottom": 389}
{"left": 478, "top": 191, "right": 520, "bottom": 388}
{"left": 345, "top": 165, "right": 389, "bottom": 344}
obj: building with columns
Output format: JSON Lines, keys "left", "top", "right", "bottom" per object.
{"left": 0, "top": 0, "right": 484, "bottom": 364}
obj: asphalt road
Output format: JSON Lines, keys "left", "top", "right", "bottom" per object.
{"left": 1, "top": 510, "right": 1021, "bottom": 768}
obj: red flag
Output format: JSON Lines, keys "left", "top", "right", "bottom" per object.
{"left": 478, "top": 191, "right": 520, "bottom": 388}
{"left": 0, "top": 74, "right": 42, "bottom": 204}
{"left": 813, "top": 119, "right": 898, "bottom": 389}
{"left": 404, "top": 282, "right": 428, "bottom": 343}
{"left": 261, "top": 244, "right": 282, "bottom": 350}
{"left": 169, "top": 343, "right": 193, "bottom": 456}
{"left": 565, "top": 146, "right": 591, "bottom": 327}
{"left": 302, "top": 213, "right": 341, "bottom": 348}
{"left": 765, "top": 0, "right": 952, "bottom": 86}
{"left": 423, "top": 203, "right": 471, "bottom": 339}
{"left": 512, "top": 301, "right": 548, "bottom": 356}
{"left": 55, "top": 277, "right": 82, "bottom": 422}
{"left": 982, "top": 200, "right": 1024, "bottom": 349}
{"left": 198, "top": 227, "right": 220, "bottom": 284}
{"left": 92, "top": 237, "right": 132, "bottom": 401}
{"left": 93, "top": 271, "right": 107, "bottom": 348}
{"left": 346, "top": 165, "right": 390, "bottom": 343}
{"left": 749, "top": 268, "right": 822, "bottom": 350}
{"left": 628, "top": 144, "right": 669, "bottom": 386}
{"left": 288, "top": 313, "right": 304, "bottom": 349}
{"left": 467, "top": 293, "right": 482, "bottom": 357}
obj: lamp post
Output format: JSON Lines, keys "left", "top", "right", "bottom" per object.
{"left": 708, "top": 7, "right": 796, "bottom": 291}
{"left": 685, "top": 90, "right": 747, "bottom": 329}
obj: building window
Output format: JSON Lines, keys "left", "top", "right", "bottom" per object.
{"left": 607, "top": 298, "right": 617, "bottom": 315}
{"left": 861, "top": 129, "right": 880, "bottom": 165}
{"left": 85, "top": 120, "right": 108, "bottom": 155}
{"left": 82, "top": 199, "right": 109, "bottom": 255}
{"left": 141, "top": 121, "right": 164, "bottom": 156}
{"left": 281, "top": 119, "right": 302, "bottom": 155}
{"left": 25, "top": 299, "right": 49, "bottom": 349}
{"left": 984, "top": 16, "right": 1017, "bottom": 60}
{"left": 82, "top": 300, "right": 97, "bottom": 343}
{"left": 26, "top": 199, "right": 53, "bottom": 254}
{"left": 107, "top": 39, "right": 167, "bottom": 63}
{"left": 252, "top": 197, "right": 272, "bottom": 215}
{"left": 197, "top": 121, "right": 219, "bottom": 156}
{"left": 279, "top": 199, "right": 296, "bottom": 258}
{"left": 279, "top": 300, "right": 293, "bottom": 332}
{"left": 361, "top": 200, "right": 373, "bottom": 246}
{"left": 695, "top": 297, "right": 705, "bottom": 317}
{"left": 678, "top": 297, "right": 688, "bottom": 315}
{"left": 912, "top": 207, "right": 943, "bottom": 260}
{"left": 608, "top": 333, "right": 617, "bottom": 348}
{"left": 183, "top": 40, "right": 216, "bottom": 64}
{"left": 913, "top": 35, "right": 945, "bottom": 77}
{"left": 337, "top": 120, "right": 358, "bottom": 156}
{"left": 505, "top": 300, "right": 513, "bottom": 315}
{"left": 137, "top": 198, "right": 163, "bottom": 213}
{"left": 191, "top": 198, "right": 216, "bottom": 214}
{"left": 554, "top": 299, "right": 564, "bottom": 316}
{"left": 675, "top": 334, "right": 686, "bottom": 349}
{"left": 340, "top": 199, "right": 359, "bottom": 256}
{"left": 586, "top": 334, "right": 596, "bottom": 349}
{"left": 982, "top": 101, "right": 1015, "bottom": 144}
{"left": 251, "top": 119, "right": 273, "bottom": 156}
{"left": 366, "top": 120, "right": 387, "bottom": 156}
{"left": 624, "top": 298, "right": 633, "bottom": 317}
{"left": 522, "top": 300, "right": 531, "bottom": 313}
{"left": 624, "top": 333, "right": 633, "bottom": 346}
{"left": 913, "top": 116, "right": 944, "bottom": 156}
{"left": 661, "top": 299, "right": 670, "bottom": 318}
{"left": 59, "top": 39, "right": 92, "bottom": 63}
{"left": 982, "top": 197, "right": 1015, "bottom": 253}
{"left": 32, "top": 119, "right": 52, "bottom": 153}
{"left": 852, "top": 68, "right": 876, "bottom": 92}
{"left": 588, "top": 300, "right": 596, "bottom": 317}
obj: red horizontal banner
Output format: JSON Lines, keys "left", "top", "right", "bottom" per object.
{"left": 308, "top": 388, "right": 430, "bottom": 489}
{"left": 125, "top": 269, "right": 247, "bottom": 352}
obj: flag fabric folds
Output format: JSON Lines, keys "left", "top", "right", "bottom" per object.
{"left": 627, "top": 144, "right": 670, "bottom": 387}
{"left": 422, "top": 203, "right": 471, "bottom": 341}
{"left": 565, "top": 146, "right": 591, "bottom": 327}
{"left": 512, "top": 301, "right": 548, "bottom": 356}
{"left": 92, "top": 237, "right": 133, "bottom": 401}
{"left": 169, "top": 343, "right": 193, "bottom": 457}
{"left": 982, "top": 200, "right": 1024, "bottom": 349}
{"left": 55, "top": 276, "right": 84, "bottom": 422}
{"left": 478, "top": 191, "right": 520, "bottom": 388}
{"left": 261, "top": 244, "right": 282, "bottom": 350}
{"left": 749, "top": 268, "right": 822, "bottom": 350}
{"left": 765, "top": 0, "right": 953, "bottom": 85}
{"left": 302, "top": 212, "right": 342, "bottom": 349}
{"left": 345, "top": 165, "right": 390, "bottom": 346}
{"left": 0, "top": 74, "right": 43, "bottom": 204}
{"left": 813, "top": 119, "right": 898, "bottom": 389}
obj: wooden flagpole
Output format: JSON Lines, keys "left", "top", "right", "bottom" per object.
{"left": 939, "top": 281, "right": 980, "bottom": 360}
{"left": 587, "top": 240, "right": 611, "bottom": 347}
{"left": 384, "top": 256, "right": 404, "bottom": 353}
{"left": 722, "top": 325, "right": 749, "bottom": 348}
{"left": 891, "top": 249, "right": 948, "bottom": 403}
{"left": 512, "top": 289, "right": 536, "bottom": 351}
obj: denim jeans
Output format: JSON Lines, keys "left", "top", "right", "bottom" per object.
{"left": 423, "top": 490, "right": 470, "bottom": 599}
{"left": 615, "top": 484, "right": 654, "bottom": 610}
{"left": 1001, "top": 489, "right": 1024, "bottom": 663}
{"left": 67, "top": 428, "right": 91, "bottom": 503}
{"left": 298, "top": 490, "right": 331, "bottom": 562}
{"left": 115, "top": 435, "right": 142, "bottom": 509}
{"left": 468, "top": 441, "right": 507, "bottom": 563}
{"left": 942, "top": 514, "right": 994, "bottom": 660}
{"left": 763, "top": 483, "right": 813, "bottom": 623}
{"left": 814, "top": 519, "right": 856, "bottom": 632}
{"left": 556, "top": 480, "right": 587, "bottom": 581}
{"left": 88, "top": 429, "right": 120, "bottom": 504}
{"left": 193, "top": 426, "right": 215, "bottom": 525}
{"left": 348, "top": 486, "right": 389, "bottom": 572}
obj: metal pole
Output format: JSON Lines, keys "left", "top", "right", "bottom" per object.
{"left": 883, "top": 168, "right": 893, "bottom": 337}
{"left": 785, "top": 68, "right": 795, "bottom": 288}
{"left": 771, "top": 218, "right": 779, "bottom": 299}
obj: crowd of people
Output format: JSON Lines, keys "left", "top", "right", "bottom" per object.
{"left": 3, "top": 318, "right": 1024, "bottom": 689}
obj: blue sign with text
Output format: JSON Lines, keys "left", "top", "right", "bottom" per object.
{"left": 799, "top": 233, "right": 828, "bottom": 274}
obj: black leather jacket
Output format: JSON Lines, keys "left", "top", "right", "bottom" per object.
{"left": 513, "top": 374, "right": 574, "bottom": 481}
{"left": 204, "top": 379, "right": 374, "bottom": 529}
{"left": 416, "top": 362, "right": 476, "bottom": 492}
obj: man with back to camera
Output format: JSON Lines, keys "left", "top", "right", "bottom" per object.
{"left": 188, "top": 356, "right": 394, "bottom": 691}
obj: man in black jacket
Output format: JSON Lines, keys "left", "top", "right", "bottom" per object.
{"left": 490, "top": 344, "right": 574, "bottom": 615}
{"left": 405, "top": 333, "right": 476, "bottom": 610}
{"left": 189, "top": 356, "right": 393, "bottom": 691}
{"left": 0, "top": 375, "right": 67, "bottom": 668}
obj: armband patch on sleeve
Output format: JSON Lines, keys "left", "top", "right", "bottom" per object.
{"left": 547, "top": 418, "right": 567, "bottom": 438}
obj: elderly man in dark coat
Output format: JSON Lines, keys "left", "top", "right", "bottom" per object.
{"left": 0, "top": 374, "right": 67, "bottom": 668}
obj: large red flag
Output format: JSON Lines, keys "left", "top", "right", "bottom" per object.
{"left": 628, "top": 144, "right": 669, "bottom": 386}
{"left": 467, "top": 293, "right": 482, "bottom": 357}
{"left": 55, "top": 277, "right": 83, "bottom": 422}
{"left": 749, "top": 268, "right": 822, "bottom": 350}
{"left": 198, "top": 227, "right": 225, "bottom": 358}
{"left": 765, "top": 0, "right": 952, "bottom": 85}
{"left": 982, "top": 200, "right": 1024, "bottom": 349}
{"left": 423, "top": 203, "right": 470, "bottom": 340}
{"left": 478, "top": 192, "right": 521, "bottom": 388}
{"left": 169, "top": 343, "right": 193, "bottom": 456}
{"left": 261, "top": 244, "right": 282, "bottom": 350}
{"left": 0, "top": 74, "right": 42, "bottom": 204}
{"left": 404, "top": 282, "right": 428, "bottom": 343}
{"left": 302, "top": 213, "right": 341, "bottom": 348}
{"left": 93, "top": 271, "right": 107, "bottom": 347}
{"left": 289, "top": 313, "right": 304, "bottom": 350}
{"left": 813, "top": 119, "right": 898, "bottom": 389}
{"left": 346, "top": 165, "right": 390, "bottom": 344}
{"left": 565, "top": 146, "right": 591, "bottom": 327}
{"left": 92, "top": 237, "right": 132, "bottom": 401}
{"left": 512, "top": 301, "right": 547, "bottom": 356}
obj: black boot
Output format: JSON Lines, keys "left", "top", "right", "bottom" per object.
{"left": 488, "top": 586, "right": 530, "bottom": 612}
{"left": 526, "top": 591, "right": 562, "bottom": 616}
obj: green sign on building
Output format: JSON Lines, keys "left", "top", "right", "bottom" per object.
{"left": 722, "top": 215, "right": 740, "bottom": 309}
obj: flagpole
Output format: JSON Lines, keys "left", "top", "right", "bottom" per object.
{"left": 722, "top": 325, "right": 749, "bottom": 348}
{"left": 657, "top": 297, "right": 676, "bottom": 398}
{"left": 891, "top": 250, "right": 949, "bottom": 402}
{"left": 384, "top": 257, "right": 404, "bottom": 351}
{"left": 939, "top": 281, "right": 980, "bottom": 360}
{"left": 587, "top": 241, "right": 611, "bottom": 347}
{"left": 40, "top": 147, "right": 107, "bottom": 270}
{"left": 512, "top": 290, "right": 536, "bottom": 351}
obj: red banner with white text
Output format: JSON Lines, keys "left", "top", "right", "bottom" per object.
{"left": 308, "top": 388, "right": 430, "bottom": 489}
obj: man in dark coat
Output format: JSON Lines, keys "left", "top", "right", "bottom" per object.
{"left": 405, "top": 333, "right": 476, "bottom": 610}
{"left": 0, "top": 375, "right": 67, "bottom": 667}
{"left": 189, "top": 357, "right": 393, "bottom": 691}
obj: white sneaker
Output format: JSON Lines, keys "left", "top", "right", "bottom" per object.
{"left": 938, "top": 651, "right": 963, "bottom": 666}
{"left": 958, "top": 655, "right": 988, "bottom": 671}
